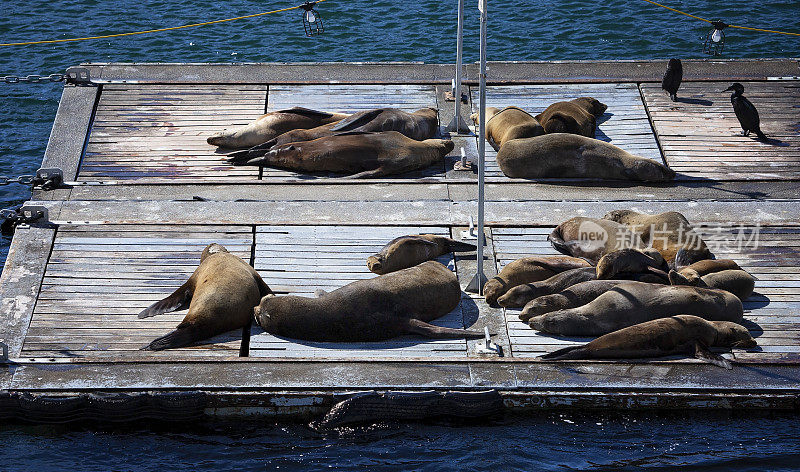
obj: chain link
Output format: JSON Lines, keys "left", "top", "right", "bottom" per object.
{"left": 0, "top": 175, "right": 35, "bottom": 186}
{"left": 1, "top": 73, "right": 65, "bottom": 84}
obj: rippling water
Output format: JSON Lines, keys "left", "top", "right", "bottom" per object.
{"left": 1, "top": 1, "right": 799, "bottom": 468}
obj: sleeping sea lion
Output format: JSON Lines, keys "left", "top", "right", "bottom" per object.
{"left": 535, "top": 97, "right": 607, "bottom": 137}
{"left": 230, "top": 131, "right": 454, "bottom": 178}
{"left": 495, "top": 134, "right": 675, "bottom": 181}
{"left": 548, "top": 217, "right": 645, "bottom": 265}
{"left": 540, "top": 315, "right": 756, "bottom": 369}
{"left": 470, "top": 106, "right": 545, "bottom": 151}
{"left": 497, "top": 267, "right": 597, "bottom": 308}
{"left": 483, "top": 256, "right": 591, "bottom": 307}
{"left": 596, "top": 248, "right": 669, "bottom": 281}
{"left": 670, "top": 269, "right": 756, "bottom": 302}
{"left": 207, "top": 107, "right": 348, "bottom": 149}
{"left": 602, "top": 210, "right": 712, "bottom": 267}
{"left": 138, "top": 243, "right": 271, "bottom": 350}
{"left": 228, "top": 108, "right": 439, "bottom": 164}
{"left": 669, "top": 258, "right": 743, "bottom": 285}
{"left": 367, "top": 234, "right": 476, "bottom": 275}
{"left": 527, "top": 281, "right": 744, "bottom": 336}
{"left": 253, "top": 261, "right": 483, "bottom": 342}
{"left": 519, "top": 279, "right": 634, "bottom": 322}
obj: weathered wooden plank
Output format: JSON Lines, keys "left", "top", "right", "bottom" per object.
{"left": 41, "top": 85, "right": 100, "bottom": 181}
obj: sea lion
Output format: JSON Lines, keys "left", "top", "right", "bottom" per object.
{"left": 519, "top": 279, "right": 633, "bottom": 322}
{"left": 535, "top": 97, "right": 607, "bottom": 137}
{"left": 367, "top": 234, "right": 476, "bottom": 275}
{"left": 207, "top": 107, "right": 348, "bottom": 149}
{"left": 138, "top": 243, "right": 271, "bottom": 350}
{"left": 253, "top": 261, "right": 483, "bottom": 342}
{"left": 602, "top": 210, "right": 712, "bottom": 267}
{"left": 527, "top": 281, "right": 744, "bottom": 336}
{"left": 470, "top": 106, "right": 545, "bottom": 151}
{"left": 548, "top": 217, "right": 645, "bottom": 265}
{"left": 670, "top": 269, "right": 756, "bottom": 302}
{"left": 228, "top": 108, "right": 439, "bottom": 164}
{"left": 495, "top": 134, "right": 675, "bottom": 181}
{"left": 541, "top": 315, "right": 756, "bottom": 369}
{"left": 497, "top": 267, "right": 597, "bottom": 308}
{"left": 229, "top": 131, "right": 454, "bottom": 178}
{"left": 596, "top": 248, "right": 669, "bottom": 281}
{"left": 483, "top": 256, "right": 591, "bottom": 307}
{"left": 669, "top": 258, "right": 743, "bottom": 285}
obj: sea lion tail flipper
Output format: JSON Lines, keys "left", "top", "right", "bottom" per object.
{"left": 138, "top": 281, "right": 192, "bottom": 319}
{"left": 693, "top": 340, "right": 732, "bottom": 369}
{"left": 445, "top": 239, "right": 478, "bottom": 252}
{"left": 254, "top": 273, "right": 273, "bottom": 297}
{"left": 329, "top": 109, "right": 383, "bottom": 131}
{"left": 277, "top": 107, "right": 334, "bottom": 118}
{"left": 141, "top": 326, "right": 197, "bottom": 351}
{"left": 404, "top": 319, "right": 485, "bottom": 339}
{"left": 346, "top": 168, "right": 385, "bottom": 179}
{"left": 540, "top": 345, "right": 585, "bottom": 360}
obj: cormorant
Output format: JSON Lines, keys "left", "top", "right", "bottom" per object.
{"left": 661, "top": 58, "right": 682, "bottom": 102}
{"left": 724, "top": 83, "right": 768, "bottom": 141}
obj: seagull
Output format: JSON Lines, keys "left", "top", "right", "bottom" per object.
{"left": 724, "top": 83, "right": 768, "bottom": 141}
{"left": 661, "top": 58, "right": 682, "bottom": 102}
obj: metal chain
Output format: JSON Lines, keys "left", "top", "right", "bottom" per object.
{"left": 0, "top": 172, "right": 63, "bottom": 190}
{"left": 0, "top": 175, "right": 35, "bottom": 186}
{"left": 1, "top": 73, "right": 65, "bottom": 84}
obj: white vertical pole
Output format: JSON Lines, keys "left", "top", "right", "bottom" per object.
{"left": 476, "top": 0, "right": 487, "bottom": 294}
{"left": 454, "top": 0, "right": 464, "bottom": 124}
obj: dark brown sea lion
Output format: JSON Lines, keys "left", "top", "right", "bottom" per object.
{"left": 497, "top": 267, "right": 597, "bottom": 308}
{"left": 535, "top": 97, "right": 607, "bottom": 137}
{"left": 596, "top": 248, "right": 669, "bottom": 281}
{"left": 253, "top": 261, "right": 483, "bottom": 342}
{"left": 548, "top": 217, "right": 645, "bottom": 265}
{"left": 541, "top": 315, "right": 756, "bottom": 369}
{"left": 602, "top": 210, "right": 712, "bottom": 267}
{"left": 496, "top": 134, "right": 675, "bottom": 181}
{"left": 230, "top": 131, "right": 454, "bottom": 178}
{"left": 207, "top": 107, "right": 348, "bottom": 149}
{"left": 483, "top": 255, "right": 591, "bottom": 307}
{"left": 138, "top": 243, "right": 272, "bottom": 350}
{"left": 519, "top": 279, "right": 633, "bottom": 322}
{"left": 669, "top": 259, "right": 743, "bottom": 285}
{"left": 228, "top": 108, "right": 439, "bottom": 164}
{"left": 470, "top": 106, "right": 545, "bottom": 151}
{"left": 527, "top": 281, "right": 744, "bottom": 336}
{"left": 670, "top": 269, "right": 756, "bottom": 302}
{"left": 367, "top": 234, "right": 476, "bottom": 275}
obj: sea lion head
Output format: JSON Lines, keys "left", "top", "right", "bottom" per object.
{"left": 207, "top": 130, "right": 234, "bottom": 147}
{"left": 674, "top": 247, "right": 715, "bottom": 269}
{"left": 470, "top": 107, "right": 502, "bottom": 126}
{"left": 625, "top": 158, "right": 677, "bottom": 182}
{"left": 497, "top": 283, "right": 539, "bottom": 308}
{"left": 572, "top": 97, "right": 608, "bottom": 117}
{"left": 253, "top": 293, "right": 278, "bottom": 328}
{"left": 366, "top": 254, "right": 386, "bottom": 275}
{"left": 711, "top": 321, "right": 757, "bottom": 349}
{"left": 602, "top": 209, "right": 639, "bottom": 224}
{"left": 201, "top": 243, "right": 229, "bottom": 261}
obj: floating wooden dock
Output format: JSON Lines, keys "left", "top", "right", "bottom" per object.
{"left": 2, "top": 60, "right": 800, "bottom": 420}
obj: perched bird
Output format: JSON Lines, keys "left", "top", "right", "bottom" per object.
{"left": 724, "top": 83, "right": 768, "bottom": 141}
{"left": 661, "top": 58, "right": 683, "bottom": 102}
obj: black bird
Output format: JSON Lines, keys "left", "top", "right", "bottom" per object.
{"left": 724, "top": 83, "right": 768, "bottom": 141}
{"left": 661, "top": 58, "right": 683, "bottom": 102}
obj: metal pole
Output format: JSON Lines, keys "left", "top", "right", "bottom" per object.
{"left": 454, "top": 0, "right": 464, "bottom": 123}
{"left": 476, "top": 0, "right": 487, "bottom": 294}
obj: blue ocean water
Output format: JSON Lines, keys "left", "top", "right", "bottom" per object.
{"left": 1, "top": 1, "right": 799, "bottom": 468}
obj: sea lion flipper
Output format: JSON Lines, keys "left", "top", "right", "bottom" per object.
{"left": 254, "top": 272, "right": 273, "bottom": 298}
{"left": 329, "top": 109, "right": 383, "bottom": 131}
{"left": 540, "top": 345, "right": 583, "bottom": 360}
{"left": 693, "top": 340, "right": 732, "bottom": 369}
{"left": 346, "top": 168, "right": 386, "bottom": 179}
{"left": 141, "top": 326, "right": 197, "bottom": 351}
{"left": 276, "top": 107, "right": 335, "bottom": 118}
{"left": 403, "top": 318, "right": 485, "bottom": 339}
{"left": 138, "top": 281, "right": 193, "bottom": 319}
{"left": 445, "top": 238, "right": 478, "bottom": 253}
{"left": 227, "top": 139, "right": 278, "bottom": 164}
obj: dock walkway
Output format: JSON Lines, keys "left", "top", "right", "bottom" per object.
{"left": 1, "top": 60, "right": 800, "bottom": 419}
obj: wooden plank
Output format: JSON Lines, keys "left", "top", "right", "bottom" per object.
{"left": 41, "top": 85, "right": 99, "bottom": 181}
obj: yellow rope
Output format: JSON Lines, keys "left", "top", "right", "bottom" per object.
{"left": 640, "top": 0, "right": 800, "bottom": 36}
{"left": 0, "top": 0, "right": 328, "bottom": 47}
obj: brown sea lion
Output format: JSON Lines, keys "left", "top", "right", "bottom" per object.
{"left": 470, "top": 106, "right": 545, "bottom": 151}
{"left": 495, "top": 134, "right": 675, "bottom": 181}
{"left": 548, "top": 217, "right": 645, "bottom": 265}
{"left": 230, "top": 131, "right": 454, "bottom": 178}
{"left": 535, "top": 97, "right": 607, "bottom": 137}
{"left": 367, "top": 234, "right": 476, "bottom": 275}
{"left": 527, "top": 281, "right": 744, "bottom": 336}
{"left": 519, "top": 279, "right": 633, "bottom": 322}
{"left": 670, "top": 269, "right": 756, "bottom": 302}
{"left": 497, "top": 267, "right": 597, "bottom": 308}
{"left": 253, "top": 261, "right": 483, "bottom": 342}
{"left": 207, "top": 107, "right": 348, "bottom": 149}
{"left": 228, "top": 108, "right": 439, "bottom": 164}
{"left": 669, "top": 259, "right": 743, "bottom": 285}
{"left": 138, "top": 243, "right": 271, "bottom": 350}
{"left": 541, "top": 315, "right": 756, "bottom": 369}
{"left": 596, "top": 248, "right": 669, "bottom": 281}
{"left": 602, "top": 210, "right": 712, "bottom": 267}
{"left": 483, "top": 256, "right": 591, "bottom": 307}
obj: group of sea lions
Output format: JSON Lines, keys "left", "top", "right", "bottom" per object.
{"left": 470, "top": 98, "right": 675, "bottom": 181}
{"left": 484, "top": 209, "right": 758, "bottom": 368}
{"left": 138, "top": 235, "right": 481, "bottom": 350}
